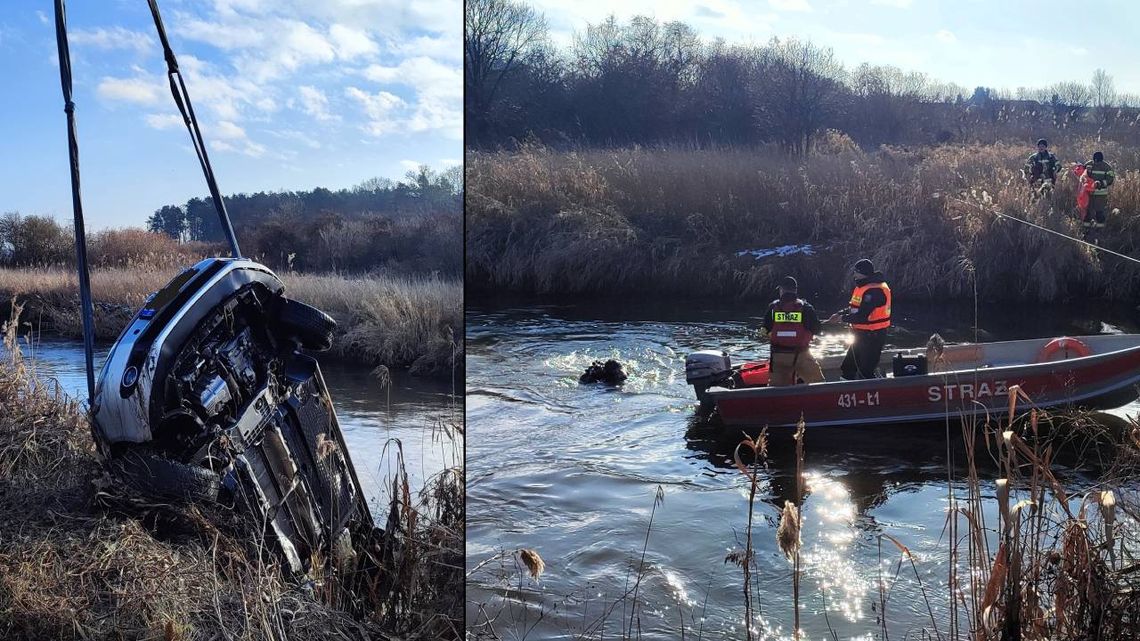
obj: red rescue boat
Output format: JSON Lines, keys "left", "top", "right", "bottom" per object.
{"left": 685, "top": 335, "right": 1140, "bottom": 428}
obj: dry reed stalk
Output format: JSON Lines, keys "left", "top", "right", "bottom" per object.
{"left": 0, "top": 266, "right": 462, "bottom": 376}
{"left": 732, "top": 428, "right": 768, "bottom": 641}
{"left": 469, "top": 141, "right": 1140, "bottom": 303}
{"left": 792, "top": 418, "right": 805, "bottom": 640}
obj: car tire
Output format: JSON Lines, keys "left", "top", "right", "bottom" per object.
{"left": 112, "top": 450, "right": 221, "bottom": 502}
{"left": 277, "top": 298, "right": 337, "bottom": 352}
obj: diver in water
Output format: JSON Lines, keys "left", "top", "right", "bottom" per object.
{"left": 580, "top": 359, "right": 627, "bottom": 385}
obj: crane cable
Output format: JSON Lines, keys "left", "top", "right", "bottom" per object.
{"left": 52, "top": 0, "right": 98, "bottom": 413}
{"left": 951, "top": 196, "right": 1140, "bottom": 267}
{"left": 146, "top": 0, "right": 242, "bottom": 257}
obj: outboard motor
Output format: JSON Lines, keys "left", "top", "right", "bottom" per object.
{"left": 685, "top": 350, "right": 732, "bottom": 411}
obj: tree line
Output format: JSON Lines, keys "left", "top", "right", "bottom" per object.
{"left": 147, "top": 165, "right": 462, "bottom": 274}
{"left": 465, "top": 0, "right": 1140, "bottom": 152}
{"left": 0, "top": 165, "right": 462, "bottom": 276}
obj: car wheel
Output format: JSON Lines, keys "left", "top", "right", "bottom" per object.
{"left": 276, "top": 298, "right": 337, "bottom": 352}
{"left": 111, "top": 450, "right": 221, "bottom": 502}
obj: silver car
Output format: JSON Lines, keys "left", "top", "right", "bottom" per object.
{"left": 93, "top": 257, "right": 374, "bottom": 574}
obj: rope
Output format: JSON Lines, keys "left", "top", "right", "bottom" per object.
{"left": 52, "top": 0, "right": 97, "bottom": 412}
{"left": 951, "top": 197, "right": 1140, "bottom": 267}
{"left": 146, "top": 0, "right": 242, "bottom": 257}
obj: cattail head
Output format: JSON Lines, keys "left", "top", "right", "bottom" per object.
{"left": 777, "top": 500, "right": 801, "bottom": 560}
{"left": 1100, "top": 490, "right": 1117, "bottom": 550}
{"left": 518, "top": 548, "right": 545, "bottom": 580}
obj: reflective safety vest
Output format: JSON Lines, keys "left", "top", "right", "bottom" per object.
{"left": 849, "top": 282, "right": 891, "bottom": 331}
{"left": 1085, "top": 160, "right": 1115, "bottom": 197}
{"left": 770, "top": 298, "right": 813, "bottom": 349}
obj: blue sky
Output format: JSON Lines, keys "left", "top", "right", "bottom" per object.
{"left": 533, "top": 0, "right": 1140, "bottom": 98}
{"left": 0, "top": 0, "right": 460, "bottom": 229}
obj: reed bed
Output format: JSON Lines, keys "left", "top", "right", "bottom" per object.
{"left": 467, "top": 141, "right": 1140, "bottom": 302}
{"left": 0, "top": 304, "right": 464, "bottom": 639}
{"left": 0, "top": 265, "right": 462, "bottom": 377}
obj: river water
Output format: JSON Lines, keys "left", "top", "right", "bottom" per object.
{"left": 466, "top": 299, "right": 1140, "bottom": 640}
{"left": 5, "top": 336, "right": 461, "bottom": 511}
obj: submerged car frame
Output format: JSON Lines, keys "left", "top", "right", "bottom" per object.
{"left": 92, "top": 257, "right": 375, "bottom": 574}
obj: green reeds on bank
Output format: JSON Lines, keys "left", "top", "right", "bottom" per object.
{"left": 467, "top": 142, "right": 1140, "bottom": 303}
{"left": 0, "top": 304, "right": 464, "bottom": 640}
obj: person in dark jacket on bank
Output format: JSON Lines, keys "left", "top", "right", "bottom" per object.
{"left": 762, "top": 276, "right": 825, "bottom": 386}
{"left": 827, "top": 259, "right": 891, "bottom": 380}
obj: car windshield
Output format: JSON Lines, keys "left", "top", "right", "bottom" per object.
{"left": 144, "top": 267, "right": 198, "bottom": 314}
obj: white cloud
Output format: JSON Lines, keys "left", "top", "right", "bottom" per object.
{"left": 330, "top": 24, "right": 379, "bottom": 59}
{"left": 268, "top": 129, "right": 323, "bottom": 149}
{"left": 97, "top": 76, "right": 163, "bottom": 105}
{"left": 400, "top": 159, "right": 422, "bottom": 172}
{"left": 345, "top": 87, "right": 406, "bottom": 136}
{"left": 440, "top": 158, "right": 460, "bottom": 166}
{"left": 360, "top": 56, "right": 462, "bottom": 138}
{"left": 238, "top": 20, "right": 336, "bottom": 81}
{"left": 870, "top": 0, "right": 912, "bottom": 7}
{"left": 769, "top": 0, "right": 812, "bottom": 11}
{"left": 70, "top": 27, "right": 154, "bottom": 53}
{"left": 212, "top": 120, "right": 248, "bottom": 140}
{"left": 935, "top": 29, "right": 957, "bottom": 44}
{"left": 36, "top": 10, "right": 49, "bottom": 25}
{"left": 144, "top": 113, "right": 184, "bottom": 130}
{"left": 180, "top": 18, "right": 266, "bottom": 50}
{"left": 207, "top": 131, "right": 264, "bottom": 157}
{"left": 178, "top": 55, "right": 275, "bottom": 121}
{"left": 297, "top": 85, "right": 335, "bottom": 121}
{"left": 1069, "top": 46, "right": 1088, "bottom": 56}
{"left": 392, "top": 34, "right": 461, "bottom": 63}
{"left": 142, "top": 2, "right": 460, "bottom": 157}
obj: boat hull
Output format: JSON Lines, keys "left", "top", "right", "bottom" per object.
{"left": 708, "top": 337, "right": 1140, "bottom": 428}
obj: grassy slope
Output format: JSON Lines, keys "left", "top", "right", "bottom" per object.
{"left": 0, "top": 306, "right": 464, "bottom": 640}
{"left": 0, "top": 266, "right": 463, "bottom": 377}
{"left": 467, "top": 141, "right": 1140, "bottom": 303}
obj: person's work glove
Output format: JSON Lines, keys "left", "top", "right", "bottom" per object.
{"left": 1095, "top": 181, "right": 1105, "bottom": 188}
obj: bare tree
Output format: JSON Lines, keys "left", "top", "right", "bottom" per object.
{"left": 1047, "top": 81, "right": 1090, "bottom": 122}
{"left": 465, "top": 0, "right": 547, "bottom": 142}
{"left": 755, "top": 38, "right": 847, "bottom": 155}
{"left": 570, "top": 15, "right": 701, "bottom": 142}
{"left": 1118, "top": 93, "right": 1140, "bottom": 109}
{"left": 1091, "top": 68, "right": 1116, "bottom": 123}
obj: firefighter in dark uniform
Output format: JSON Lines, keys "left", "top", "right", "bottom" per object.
{"left": 827, "top": 259, "right": 891, "bottom": 380}
{"left": 1082, "top": 151, "right": 1115, "bottom": 240}
{"left": 1024, "top": 138, "right": 1062, "bottom": 189}
{"left": 761, "top": 276, "right": 824, "bottom": 386}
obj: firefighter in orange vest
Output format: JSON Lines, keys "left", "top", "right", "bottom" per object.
{"left": 826, "top": 259, "right": 891, "bottom": 379}
{"left": 761, "top": 276, "right": 825, "bottom": 386}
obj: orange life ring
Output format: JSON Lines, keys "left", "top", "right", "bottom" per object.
{"left": 1037, "top": 337, "right": 1092, "bottom": 362}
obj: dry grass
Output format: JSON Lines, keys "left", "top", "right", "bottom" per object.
{"left": 0, "top": 265, "right": 462, "bottom": 377}
{"left": 0, "top": 304, "right": 464, "bottom": 640}
{"left": 467, "top": 141, "right": 1140, "bottom": 302}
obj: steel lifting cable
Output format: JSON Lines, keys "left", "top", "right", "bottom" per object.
{"left": 52, "top": 0, "right": 98, "bottom": 410}
{"left": 146, "top": 0, "right": 242, "bottom": 258}
{"left": 952, "top": 197, "right": 1140, "bottom": 267}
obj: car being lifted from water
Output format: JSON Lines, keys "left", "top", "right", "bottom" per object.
{"left": 92, "top": 257, "right": 375, "bottom": 574}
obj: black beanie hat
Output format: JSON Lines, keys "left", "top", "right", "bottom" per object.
{"left": 1037, "top": 138, "right": 1048, "bottom": 147}
{"left": 854, "top": 258, "right": 874, "bottom": 276}
{"left": 779, "top": 276, "right": 798, "bottom": 291}
{"left": 1094, "top": 151, "right": 1104, "bottom": 162}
